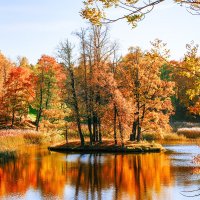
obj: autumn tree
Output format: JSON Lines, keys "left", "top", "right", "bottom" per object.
{"left": 171, "top": 42, "right": 200, "bottom": 119}
{"left": 75, "top": 28, "right": 93, "bottom": 145}
{"left": 3, "top": 65, "right": 35, "bottom": 127}
{"left": 0, "top": 53, "right": 13, "bottom": 94}
{"left": 57, "top": 40, "right": 85, "bottom": 146}
{"left": 0, "top": 53, "right": 13, "bottom": 125}
{"left": 96, "top": 62, "right": 132, "bottom": 146}
{"left": 33, "top": 55, "right": 64, "bottom": 131}
{"left": 118, "top": 41, "right": 174, "bottom": 141}
{"left": 74, "top": 25, "right": 119, "bottom": 144}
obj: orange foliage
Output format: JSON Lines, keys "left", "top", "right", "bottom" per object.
{"left": 34, "top": 55, "right": 67, "bottom": 131}
{"left": 1, "top": 66, "right": 35, "bottom": 126}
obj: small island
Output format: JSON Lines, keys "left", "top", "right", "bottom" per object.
{"left": 48, "top": 140, "right": 165, "bottom": 153}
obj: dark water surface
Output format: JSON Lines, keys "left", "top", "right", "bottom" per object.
{"left": 0, "top": 144, "right": 199, "bottom": 200}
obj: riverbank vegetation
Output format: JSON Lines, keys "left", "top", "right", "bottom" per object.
{"left": 0, "top": 26, "right": 200, "bottom": 150}
{"left": 0, "top": 129, "right": 66, "bottom": 152}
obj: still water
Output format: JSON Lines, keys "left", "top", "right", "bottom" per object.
{"left": 0, "top": 145, "right": 199, "bottom": 200}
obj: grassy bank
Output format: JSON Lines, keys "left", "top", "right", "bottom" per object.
{"left": 0, "top": 129, "right": 65, "bottom": 162}
{"left": 0, "top": 129, "right": 65, "bottom": 152}
{"left": 0, "top": 130, "right": 45, "bottom": 152}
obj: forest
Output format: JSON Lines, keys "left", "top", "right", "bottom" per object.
{"left": 0, "top": 25, "right": 200, "bottom": 146}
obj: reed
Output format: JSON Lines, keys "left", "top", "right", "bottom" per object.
{"left": 143, "top": 132, "right": 187, "bottom": 141}
{"left": 177, "top": 128, "right": 200, "bottom": 139}
{"left": 0, "top": 129, "right": 50, "bottom": 151}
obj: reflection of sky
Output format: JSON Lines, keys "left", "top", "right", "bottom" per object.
{"left": 165, "top": 145, "right": 200, "bottom": 167}
{"left": 65, "top": 154, "right": 81, "bottom": 163}
{"left": 64, "top": 185, "right": 113, "bottom": 200}
{"left": 65, "top": 154, "right": 106, "bottom": 164}
{"left": 2, "top": 187, "right": 42, "bottom": 200}
{"left": 154, "top": 185, "right": 200, "bottom": 200}
{"left": 164, "top": 145, "right": 200, "bottom": 200}
{"left": 25, "top": 188, "right": 42, "bottom": 200}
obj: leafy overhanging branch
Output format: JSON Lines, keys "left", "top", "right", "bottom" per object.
{"left": 81, "top": 0, "right": 200, "bottom": 27}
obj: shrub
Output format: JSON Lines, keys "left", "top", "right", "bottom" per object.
{"left": 23, "top": 133, "right": 45, "bottom": 144}
{"left": 163, "top": 133, "right": 186, "bottom": 141}
{"left": 143, "top": 133, "right": 160, "bottom": 141}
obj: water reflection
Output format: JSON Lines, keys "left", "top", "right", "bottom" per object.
{"left": 68, "top": 153, "right": 173, "bottom": 200}
{"left": 0, "top": 147, "right": 176, "bottom": 200}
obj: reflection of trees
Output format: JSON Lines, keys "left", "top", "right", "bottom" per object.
{"left": 69, "top": 153, "right": 173, "bottom": 200}
{"left": 0, "top": 147, "right": 67, "bottom": 199}
{"left": 71, "top": 154, "right": 105, "bottom": 200}
{"left": 0, "top": 148, "right": 40, "bottom": 196}
{"left": 112, "top": 153, "right": 173, "bottom": 200}
{"left": 0, "top": 148, "right": 173, "bottom": 200}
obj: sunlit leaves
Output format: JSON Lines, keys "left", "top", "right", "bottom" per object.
{"left": 81, "top": 0, "right": 159, "bottom": 27}
{"left": 82, "top": 0, "right": 200, "bottom": 27}
{"left": 81, "top": 7, "right": 104, "bottom": 25}
{"left": 126, "top": 14, "right": 143, "bottom": 28}
{"left": 171, "top": 41, "right": 200, "bottom": 118}
{"left": 118, "top": 43, "right": 174, "bottom": 134}
{"left": 3, "top": 65, "right": 35, "bottom": 126}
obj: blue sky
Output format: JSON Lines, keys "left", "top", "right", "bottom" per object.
{"left": 0, "top": 0, "right": 200, "bottom": 64}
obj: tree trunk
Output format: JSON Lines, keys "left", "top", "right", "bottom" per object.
{"left": 98, "top": 118, "right": 102, "bottom": 143}
{"left": 116, "top": 108, "right": 124, "bottom": 147}
{"left": 137, "top": 126, "right": 141, "bottom": 142}
{"left": 81, "top": 29, "right": 93, "bottom": 145}
{"left": 69, "top": 68, "right": 85, "bottom": 146}
{"left": 92, "top": 113, "right": 97, "bottom": 142}
{"left": 58, "top": 41, "right": 85, "bottom": 145}
{"left": 87, "top": 116, "right": 93, "bottom": 145}
{"left": 45, "top": 81, "right": 51, "bottom": 109}
{"left": 118, "top": 119, "right": 124, "bottom": 147}
{"left": 130, "top": 120, "right": 137, "bottom": 141}
{"left": 35, "top": 71, "right": 44, "bottom": 131}
{"left": 35, "top": 108, "right": 42, "bottom": 131}
{"left": 114, "top": 104, "right": 117, "bottom": 145}
{"left": 134, "top": 66, "right": 141, "bottom": 142}
{"left": 11, "top": 109, "right": 15, "bottom": 128}
{"left": 65, "top": 123, "right": 68, "bottom": 144}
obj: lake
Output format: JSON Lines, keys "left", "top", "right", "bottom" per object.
{"left": 0, "top": 144, "right": 199, "bottom": 200}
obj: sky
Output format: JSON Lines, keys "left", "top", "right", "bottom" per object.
{"left": 0, "top": 0, "right": 200, "bottom": 64}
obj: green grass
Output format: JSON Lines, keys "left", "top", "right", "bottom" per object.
{"left": 28, "top": 113, "right": 36, "bottom": 121}
{"left": 28, "top": 106, "right": 37, "bottom": 121}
